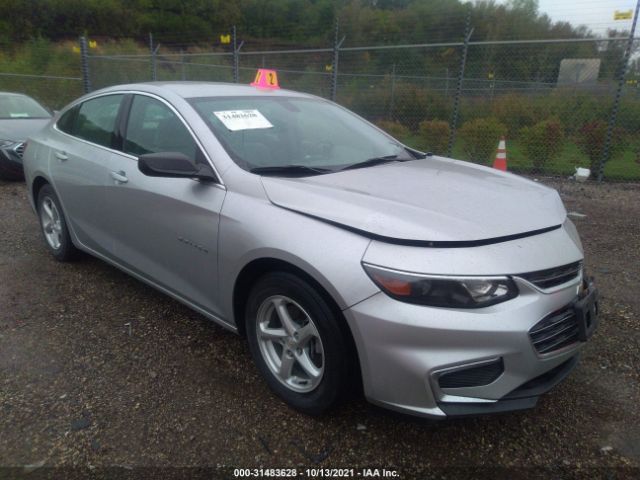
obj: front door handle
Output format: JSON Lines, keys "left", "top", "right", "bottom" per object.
{"left": 54, "top": 151, "right": 68, "bottom": 161}
{"left": 110, "top": 170, "right": 128, "bottom": 184}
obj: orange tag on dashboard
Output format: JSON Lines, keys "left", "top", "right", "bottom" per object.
{"left": 251, "top": 69, "right": 280, "bottom": 89}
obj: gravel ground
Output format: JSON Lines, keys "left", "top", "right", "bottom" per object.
{"left": 0, "top": 177, "right": 639, "bottom": 479}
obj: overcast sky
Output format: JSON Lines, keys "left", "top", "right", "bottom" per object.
{"left": 536, "top": 0, "right": 637, "bottom": 36}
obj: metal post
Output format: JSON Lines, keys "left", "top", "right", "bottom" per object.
{"left": 445, "top": 67, "right": 449, "bottom": 97}
{"left": 447, "top": 9, "right": 473, "bottom": 157}
{"left": 180, "top": 49, "right": 186, "bottom": 81}
{"left": 330, "top": 20, "right": 345, "bottom": 102}
{"left": 149, "top": 33, "right": 157, "bottom": 81}
{"left": 79, "top": 36, "right": 91, "bottom": 93}
{"left": 233, "top": 25, "right": 239, "bottom": 83}
{"left": 597, "top": 0, "right": 640, "bottom": 181}
{"left": 389, "top": 63, "right": 396, "bottom": 119}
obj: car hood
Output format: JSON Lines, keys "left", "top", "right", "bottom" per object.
{"left": 0, "top": 118, "right": 50, "bottom": 142}
{"left": 260, "top": 156, "right": 567, "bottom": 244}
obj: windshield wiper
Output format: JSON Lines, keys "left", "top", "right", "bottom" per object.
{"left": 405, "top": 146, "right": 430, "bottom": 159}
{"left": 340, "top": 155, "right": 405, "bottom": 171}
{"left": 249, "top": 165, "right": 333, "bottom": 177}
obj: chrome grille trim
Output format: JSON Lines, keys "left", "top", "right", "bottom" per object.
{"left": 518, "top": 261, "right": 582, "bottom": 290}
{"left": 529, "top": 305, "right": 580, "bottom": 355}
{"left": 13, "top": 142, "right": 26, "bottom": 158}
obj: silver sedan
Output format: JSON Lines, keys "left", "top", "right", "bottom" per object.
{"left": 22, "top": 82, "right": 598, "bottom": 418}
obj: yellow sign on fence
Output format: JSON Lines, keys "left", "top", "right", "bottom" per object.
{"left": 614, "top": 10, "right": 633, "bottom": 20}
{"left": 220, "top": 34, "right": 231, "bottom": 44}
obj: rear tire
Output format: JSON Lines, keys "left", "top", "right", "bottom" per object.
{"left": 245, "top": 272, "right": 352, "bottom": 415}
{"left": 37, "top": 184, "right": 78, "bottom": 261}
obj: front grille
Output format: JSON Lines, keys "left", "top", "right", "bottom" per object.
{"left": 14, "top": 142, "right": 25, "bottom": 158}
{"left": 519, "top": 261, "right": 582, "bottom": 289}
{"left": 438, "top": 358, "right": 504, "bottom": 389}
{"left": 529, "top": 306, "right": 580, "bottom": 354}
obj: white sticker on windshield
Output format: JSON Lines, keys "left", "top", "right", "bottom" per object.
{"left": 213, "top": 110, "right": 273, "bottom": 131}
{"left": 10, "top": 113, "right": 29, "bottom": 118}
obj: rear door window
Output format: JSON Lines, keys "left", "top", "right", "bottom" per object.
{"left": 73, "top": 95, "right": 124, "bottom": 148}
{"left": 56, "top": 106, "right": 78, "bottom": 134}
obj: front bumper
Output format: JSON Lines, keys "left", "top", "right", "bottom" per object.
{"left": 345, "top": 275, "right": 597, "bottom": 419}
{"left": 0, "top": 145, "right": 25, "bottom": 178}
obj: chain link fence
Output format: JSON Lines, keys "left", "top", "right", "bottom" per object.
{"left": 1, "top": 28, "right": 639, "bottom": 181}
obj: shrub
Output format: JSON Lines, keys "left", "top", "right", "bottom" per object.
{"left": 375, "top": 120, "right": 410, "bottom": 140}
{"left": 550, "top": 92, "right": 610, "bottom": 135}
{"left": 459, "top": 117, "right": 507, "bottom": 164}
{"left": 342, "top": 84, "right": 391, "bottom": 123}
{"left": 491, "top": 94, "right": 543, "bottom": 137}
{"left": 418, "top": 120, "right": 450, "bottom": 155}
{"left": 576, "top": 121, "right": 626, "bottom": 173}
{"left": 391, "top": 83, "right": 429, "bottom": 130}
{"left": 519, "top": 117, "right": 565, "bottom": 172}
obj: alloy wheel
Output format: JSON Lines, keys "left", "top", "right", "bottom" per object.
{"left": 255, "top": 295, "right": 325, "bottom": 393}
{"left": 40, "top": 196, "right": 63, "bottom": 250}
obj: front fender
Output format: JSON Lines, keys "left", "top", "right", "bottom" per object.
{"left": 217, "top": 190, "right": 378, "bottom": 326}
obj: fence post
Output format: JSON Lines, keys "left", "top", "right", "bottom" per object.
{"left": 447, "top": 9, "right": 473, "bottom": 157}
{"left": 330, "top": 20, "right": 345, "bottom": 102}
{"left": 79, "top": 36, "right": 91, "bottom": 94}
{"left": 180, "top": 49, "right": 186, "bottom": 81}
{"left": 445, "top": 67, "right": 449, "bottom": 97}
{"left": 149, "top": 33, "right": 157, "bottom": 81}
{"left": 233, "top": 25, "right": 239, "bottom": 83}
{"left": 597, "top": 0, "right": 639, "bottom": 181}
{"left": 389, "top": 63, "right": 396, "bottom": 119}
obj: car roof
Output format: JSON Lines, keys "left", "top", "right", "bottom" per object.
{"left": 0, "top": 91, "right": 33, "bottom": 98}
{"left": 96, "top": 81, "right": 319, "bottom": 100}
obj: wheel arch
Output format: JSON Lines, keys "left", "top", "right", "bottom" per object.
{"left": 233, "top": 257, "right": 345, "bottom": 337}
{"left": 32, "top": 175, "right": 50, "bottom": 204}
{"left": 232, "top": 256, "right": 363, "bottom": 392}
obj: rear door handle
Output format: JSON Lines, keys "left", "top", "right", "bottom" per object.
{"left": 110, "top": 170, "right": 128, "bottom": 184}
{"left": 54, "top": 151, "right": 68, "bottom": 161}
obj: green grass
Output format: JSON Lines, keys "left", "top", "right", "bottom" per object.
{"left": 400, "top": 135, "right": 640, "bottom": 181}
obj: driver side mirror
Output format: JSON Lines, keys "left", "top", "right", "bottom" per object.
{"left": 138, "top": 152, "right": 216, "bottom": 181}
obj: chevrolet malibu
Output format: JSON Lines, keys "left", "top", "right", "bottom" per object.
{"left": 22, "top": 82, "right": 598, "bottom": 418}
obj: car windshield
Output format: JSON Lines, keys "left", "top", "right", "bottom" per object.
{"left": 0, "top": 95, "right": 50, "bottom": 119}
{"left": 189, "top": 96, "right": 413, "bottom": 173}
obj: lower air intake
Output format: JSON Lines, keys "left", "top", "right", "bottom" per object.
{"left": 438, "top": 358, "right": 504, "bottom": 389}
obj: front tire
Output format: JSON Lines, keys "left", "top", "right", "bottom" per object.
{"left": 245, "top": 272, "right": 352, "bottom": 415}
{"left": 37, "top": 184, "right": 78, "bottom": 261}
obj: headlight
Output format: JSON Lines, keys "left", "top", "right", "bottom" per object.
{"left": 363, "top": 263, "right": 519, "bottom": 308}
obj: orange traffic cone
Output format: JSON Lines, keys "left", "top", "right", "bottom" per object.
{"left": 493, "top": 136, "right": 507, "bottom": 171}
